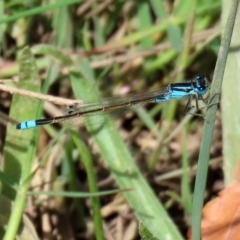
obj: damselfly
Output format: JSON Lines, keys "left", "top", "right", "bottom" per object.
{"left": 16, "top": 74, "right": 209, "bottom": 130}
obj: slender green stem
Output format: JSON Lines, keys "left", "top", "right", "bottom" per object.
{"left": 192, "top": 0, "right": 239, "bottom": 239}
{"left": 71, "top": 130, "right": 104, "bottom": 240}
{"left": 4, "top": 185, "right": 28, "bottom": 240}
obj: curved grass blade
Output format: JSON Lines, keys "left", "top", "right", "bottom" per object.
{"left": 70, "top": 59, "right": 184, "bottom": 240}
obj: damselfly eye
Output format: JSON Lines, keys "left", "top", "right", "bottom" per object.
{"left": 196, "top": 74, "right": 206, "bottom": 82}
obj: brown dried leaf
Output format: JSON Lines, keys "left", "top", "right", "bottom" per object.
{"left": 188, "top": 161, "right": 240, "bottom": 240}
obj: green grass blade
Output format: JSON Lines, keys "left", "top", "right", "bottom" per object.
{"left": 221, "top": 0, "right": 240, "bottom": 184}
{"left": 70, "top": 129, "right": 104, "bottom": 240}
{"left": 0, "top": 0, "right": 82, "bottom": 24}
{"left": 69, "top": 60, "right": 184, "bottom": 240}
{"left": 2, "top": 47, "right": 41, "bottom": 240}
{"left": 32, "top": 44, "right": 73, "bottom": 66}
{"left": 191, "top": 0, "right": 239, "bottom": 239}
{"left": 27, "top": 189, "right": 124, "bottom": 198}
{"left": 137, "top": 2, "right": 153, "bottom": 49}
{"left": 139, "top": 222, "right": 159, "bottom": 240}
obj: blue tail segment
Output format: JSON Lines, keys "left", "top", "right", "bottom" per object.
{"left": 16, "top": 118, "right": 52, "bottom": 129}
{"left": 16, "top": 120, "right": 37, "bottom": 130}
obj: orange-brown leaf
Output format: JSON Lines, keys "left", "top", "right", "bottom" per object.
{"left": 188, "top": 161, "right": 240, "bottom": 240}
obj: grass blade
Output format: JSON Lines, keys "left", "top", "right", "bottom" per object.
{"left": 191, "top": 0, "right": 239, "bottom": 239}
{"left": 70, "top": 60, "right": 184, "bottom": 240}
{"left": 221, "top": 0, "right": 240, "bottom": 184}
{"left": 2, "top": 47, "right": 41, "bottom": 240}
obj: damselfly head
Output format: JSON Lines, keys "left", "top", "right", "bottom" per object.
{"left": 195, "top": 74, "right": 210, "bottom": 94}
